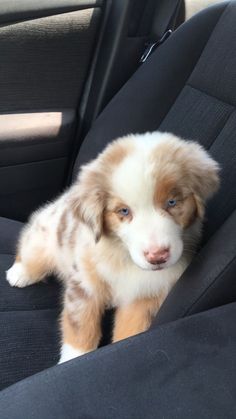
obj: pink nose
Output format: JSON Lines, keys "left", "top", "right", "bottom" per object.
{"left": 144, "top": 247, "right": 170, "bottom": 264}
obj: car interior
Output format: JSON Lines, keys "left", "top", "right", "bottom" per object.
{"left": 0, "top": 0, "right": 236, "bottom": 417}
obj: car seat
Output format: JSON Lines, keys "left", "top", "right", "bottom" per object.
{"left": 0, "top": 2, "right": 236, "bottom": 418}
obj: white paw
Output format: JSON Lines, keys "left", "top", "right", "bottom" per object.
{"left": 6, "top": 262, "right": 32, "bottom": 288}
{"left": 58, "top": 343, "right": 86, "bottom": 364}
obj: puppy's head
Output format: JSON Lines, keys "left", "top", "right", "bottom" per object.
{"left": 72, "top": 132, "right": 220, "bottom": 270}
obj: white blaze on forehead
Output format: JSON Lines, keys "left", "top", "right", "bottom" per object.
{"left": 111, "top": 133, "right": 162, "bottom": 208}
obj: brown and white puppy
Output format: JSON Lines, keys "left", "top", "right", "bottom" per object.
{"left": 6, "top": 132, "right": 220, "bottom": 363}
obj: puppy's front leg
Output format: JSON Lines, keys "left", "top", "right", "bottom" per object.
{"left": 59, "top": 281, "right": 104, "bottom": 364}
{"left": 112, "top": 295, "right": 166, "bottom": 343}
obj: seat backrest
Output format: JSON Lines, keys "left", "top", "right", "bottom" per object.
{"left": 73, "top": 1, "right": 236, "bottom": 321}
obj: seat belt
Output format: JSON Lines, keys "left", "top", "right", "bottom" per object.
{"left": 140, "top": 0, "right": 184, "bottom": 63}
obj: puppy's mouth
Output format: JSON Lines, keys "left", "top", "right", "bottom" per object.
{"left": 148, "top": 259, "right": 176, "bottom": 271}
{"left": 139, "top": 262, "right": 166, "bottom": 271}
{"left": 151, "top": 264, "right": 164, "bottom": 271}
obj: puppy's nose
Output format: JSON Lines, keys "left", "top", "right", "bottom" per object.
{"left": 144, "top": 247, "right": 170, "bottom": 264}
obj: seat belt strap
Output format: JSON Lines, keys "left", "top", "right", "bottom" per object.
{"left": 140, "top": 0, "right": 183, "bottom": 63}
{"left": 140, "top": 30, "right": 172, "bottom": 63}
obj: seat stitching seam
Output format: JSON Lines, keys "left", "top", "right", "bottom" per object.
{"left": 186, "top": 83, "right": 236, "bottom": 108}
{"left": 208, "top": 106, "right": 236, "bottom": 150}
{"left": 0, "top": 307, "right": 60, "bottom": 313}
{"left": 182, "top": 253, "right": 236, "bottom": 317}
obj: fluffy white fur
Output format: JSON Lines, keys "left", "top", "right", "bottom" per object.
{"left": 59, "top": 344, "right": 86, "bottom": 364}
{"left": 6, "top": 131, "right": 220, "bottom": 363}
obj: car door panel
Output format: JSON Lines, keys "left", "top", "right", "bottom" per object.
{"left": 0, "top": 3, "right": 102, "bottom": 220}
{"left": 0, "top": 110, "right": 75, "bottom": 219}
{"left": 0, "top": 9, "right": 101, "bottom": 112}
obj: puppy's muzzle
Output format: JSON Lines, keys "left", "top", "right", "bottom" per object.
{"left": 143, "top": 247, "right": 170, "bottom": 265}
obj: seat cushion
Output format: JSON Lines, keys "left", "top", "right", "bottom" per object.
{"left": 0, "top": 217, "right": 61, "bottom": 390}
{"left": 0, "top": 217, "right": 60, "bottom": 312}
{"left": 1, "top": 303, "right": 236, "bottom": 419}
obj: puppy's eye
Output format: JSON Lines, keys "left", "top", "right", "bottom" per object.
{"left": 118, "top": 208, "right": 130, "bottom": 216}
{"left": 167, "top": 199, "right": 177, "bottom": 207}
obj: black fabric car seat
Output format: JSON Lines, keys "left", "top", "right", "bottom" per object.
{"left": 1, "top": 1, "right": 236, "bottom": 417}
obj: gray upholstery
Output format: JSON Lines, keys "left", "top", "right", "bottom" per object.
{"left": 0, "top": 217, "right": 60, "bottom": 390}
{"left": 1, "top": 303, "right": 236, "bottom": 419}
{"left": 0, "top": 8, "right": 101, "bottom": 112}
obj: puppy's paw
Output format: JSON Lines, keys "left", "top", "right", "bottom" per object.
{"left": 6, "top": 262, "right": 32, "bottom": 288}
{"left": 58, "top": 344, "right": 86, "bottom": 364}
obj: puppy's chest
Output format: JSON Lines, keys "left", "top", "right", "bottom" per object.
{"left": 96, "top": 262, "right": 172, "bottom": 306}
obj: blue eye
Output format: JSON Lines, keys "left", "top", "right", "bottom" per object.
{"left": 167, "top": 199, "right": 176, "bottom": 207}
{"left": 119, "top": 208, "right": 130, "bottom": 216}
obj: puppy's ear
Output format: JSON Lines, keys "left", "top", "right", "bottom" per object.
{"left": 69, "top": 162, "right": 107, "bottom": 242}
{"left": 185, "top": 142, "right": 220, "bottom": 218}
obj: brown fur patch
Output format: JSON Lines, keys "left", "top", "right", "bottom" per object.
{"left": 113, "top": 293, "right": 167, "bottom": 342}
{"left": 154, "top": 177, "right": 183, "bottom": 207}
{"left": 193, "top": 194, "right": 205, "bottom": 219}
{"left": 69, "top": 138, "right": 133, "bottom": 241}
{"left": 57, "top": 210, "right": 68, "bottom": 246}
{"left": 69, "top": 177, "right": 107, "bottom": 243}
{"left": 15, "top": 254, "right": 21, "bottom": 262}
{"left": 151, "top": 139, "right": 219, "bottom": 203}
{"left": 67, "top": 219, "right": 79, "bottom": 249}
{"left": 103, "top": 211, "right": 121, "bottom": 234}
{"left": 66, "top": 280, "right": 88, "bottom": 302}
{"left": 154, "top": 175, "right": 198, "bottom": 228}
{"left": 81, "top": 253, "right": 111, "bottom": 304}
{"left": 151, "top": 137, "right": 220, "bottom": 226}
{"left": 104, "top": 197, "right": 133, "bottom": 235}
{"left": 22, "top": 250, "right": 54, "bottom": 282}
{"left": 61, "top": 251, "right": 111, "bottom": 351}
{"left": 61, "top": 301, "right": 103, "bottom": 352}
{"left": 170, "top": 194, "right": 197, "bottom": 228}
{"left": 100, "top": 139, "right": 132, "bottom": 169}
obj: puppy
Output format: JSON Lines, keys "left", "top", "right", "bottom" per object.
{"left": 6, "top": 132, "right": 220, "bottom": 363}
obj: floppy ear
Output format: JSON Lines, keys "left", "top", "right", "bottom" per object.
{"left": 185, "top": 142, "right": 220, "bottom": 218}
{"left": 69, "top": 161, "right": 107, "bottom": 242}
